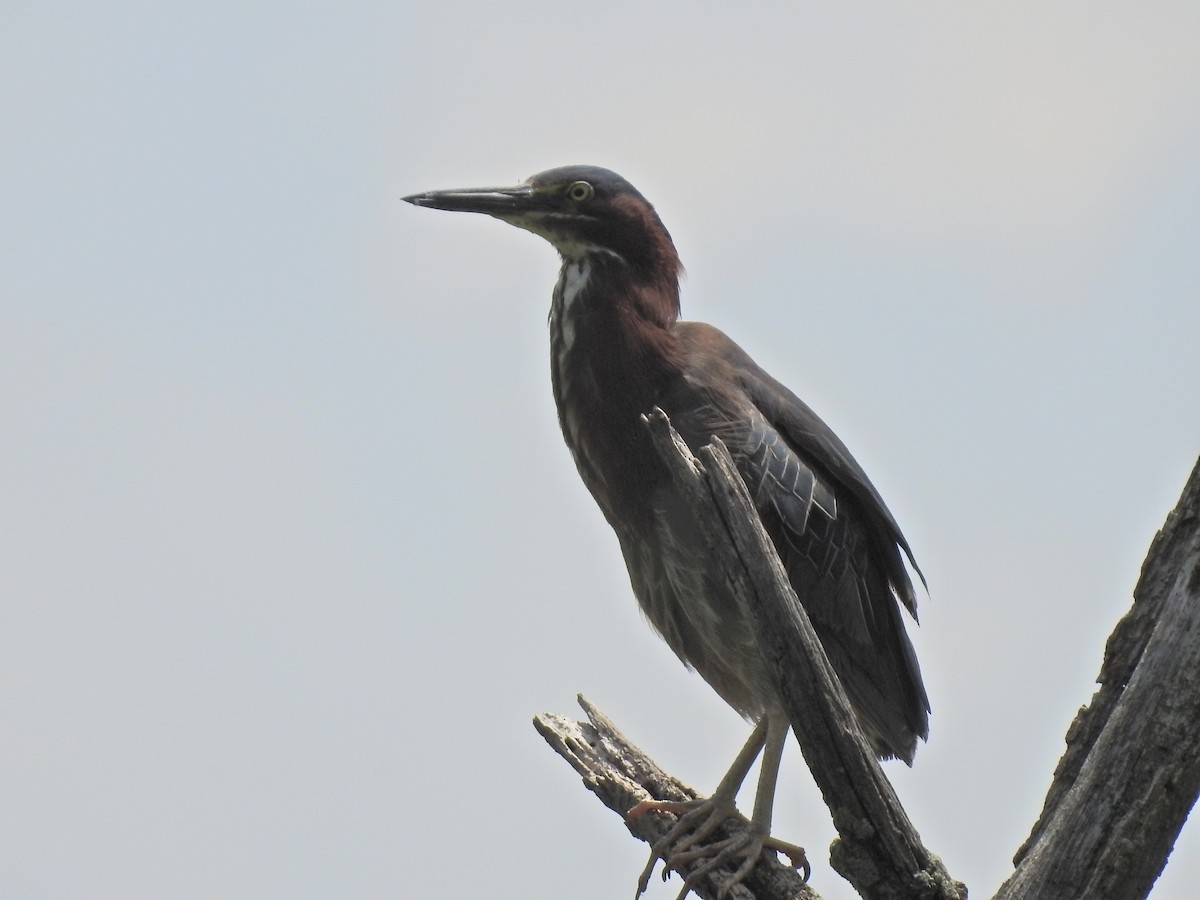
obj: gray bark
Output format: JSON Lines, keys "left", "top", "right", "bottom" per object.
{"left": 995, "top": 454, "right": 1200, "bottom": 899}
{"left": 533, "top": 698, "right": 817, "bottom": 900}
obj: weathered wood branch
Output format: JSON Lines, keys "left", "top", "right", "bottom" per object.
{"left": 641, "top": 409, "right": 963, "bottom": 900}
{"left": 536, "top": 410, "right": 961, "bottom": 899}
{"left": 533, "top": 697, "right": 818, "bottom": 900}
{"left": 996, "top": 454, "right": 1200, "bottom": 899}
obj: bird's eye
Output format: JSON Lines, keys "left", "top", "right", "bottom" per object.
{"left": 566, "top": 181, "right": 594, "bottom": 202}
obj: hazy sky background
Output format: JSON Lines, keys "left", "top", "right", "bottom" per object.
{"left": 4, "top": 3, "right": 1200, "bottom": 898}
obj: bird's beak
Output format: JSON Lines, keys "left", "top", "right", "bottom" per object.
{"left": 402, "top": 182, "right": 535, "bottom": 217}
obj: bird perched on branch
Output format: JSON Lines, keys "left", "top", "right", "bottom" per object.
{"left": 404, "top": 166, "right": 929, "bottom": 898}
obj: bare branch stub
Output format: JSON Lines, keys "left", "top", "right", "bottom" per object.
{"left": 533, "top": 698, "right": 818, "bottom": 900}
{"left": 694, "top": 434, "right": 963, "bottom": 900}
{"left": 638, "top": 409, "right": 963, "bottom": 899}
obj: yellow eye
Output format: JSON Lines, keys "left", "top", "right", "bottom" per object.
{"left": 566, "top": 181, "right": 594, "bottom": 202}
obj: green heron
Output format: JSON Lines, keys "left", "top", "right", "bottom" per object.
{"left": 404, "top": 166, "right": 929, "bottom": 898}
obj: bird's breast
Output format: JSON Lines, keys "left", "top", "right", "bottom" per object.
{"left": 547, "top": 262, "right": 672, "bottom": 532}
{"left": 549, "top": 260, "right": 598, "bottom": 490}
{"left": 553, "top": 259, "right": 590, "bottom": 357}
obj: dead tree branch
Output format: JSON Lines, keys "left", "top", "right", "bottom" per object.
{"left": 995, "top": 454, "right": 1200, "bottom": 899}
{"left": 656, "top": 418, "right": 964, "bottom": 900}
{"left": 533, "top": 698, "right": 818, "bottom": 900}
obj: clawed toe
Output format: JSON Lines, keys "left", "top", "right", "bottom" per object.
{"left": 629, "top": 797, "right": 807, "bottom": 899}
{"left": 762, "top": 834, "right": 810, "bottom": 879}
{"left": 634, "top": 800, "right": 725, "bottom": 897}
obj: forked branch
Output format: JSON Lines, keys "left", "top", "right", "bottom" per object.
{"left": 534, "top": 411, "right": 1200, "bottom": 900}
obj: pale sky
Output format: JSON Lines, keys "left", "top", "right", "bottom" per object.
{"left": 4, "top": 3, "right": 1200, "bottom": 898}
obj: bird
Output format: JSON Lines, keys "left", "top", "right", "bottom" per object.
{"left": 404, "top": 165, "right": 929, "bottom": 898}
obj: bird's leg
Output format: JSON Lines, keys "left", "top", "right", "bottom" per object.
{"left": 628, "top": 718, "right": 767, "bottom": 825}
{"left": 629, "top": 713, "right": 808, "bottom": 899}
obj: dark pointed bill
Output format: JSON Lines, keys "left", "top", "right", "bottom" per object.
{"left": 402, "top": 184, "right": 534, "bottom": 215}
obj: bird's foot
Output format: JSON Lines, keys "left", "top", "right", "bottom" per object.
{"left": 627, "top": 797, "right": 809, "bottom": 900}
